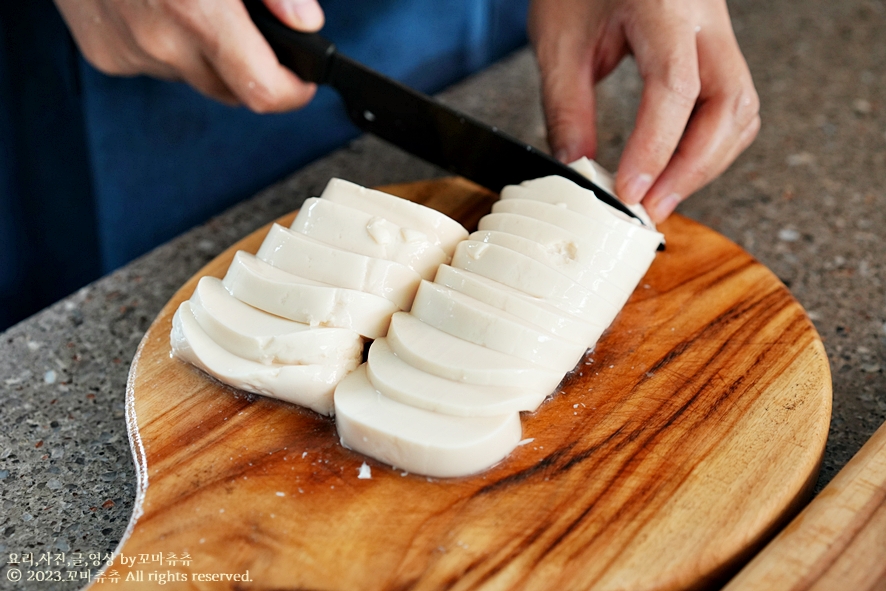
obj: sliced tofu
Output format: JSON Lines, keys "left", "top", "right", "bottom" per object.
{"left": 334, "top": 365, "right": 523, "bottom": 478}
{"left": 478, "top": 212, "right": 654, "bottom": 288}
{"left": 319, "top": 178, "right": 468, "bottom": 254}
{"left": 386, "top": 312, "right": 564, "bottom": 392}
{"left": 451, "top": 241, "right": 620, "bottom": 326}
{"left": 171, "top": 302, "right": 355, "bottom": 416}
{"left": 257, "top": 224, "right": 420, "bottom": 311}
{"left": 222, "top": 251, "right": 398, "bottom": 339}
{"left": 290, "top": 197, "right": 448, "bottom": 280}
{"left": 507, "top": 175, "right": 660, "bottom": 236}
{"left": 190, "top": 276, "right": 363, "bottom": 366}
{"left": 433, "top": 265, "right": 604, "bottom": 347}
{"left": 568, "top": 157, "right": 656, "bottom": 228}
{"left": 411, "top": 280, "right": 586, "bottom": 372}
{"left": 492, "top": 198, "right": 662, "bottom": 261}
{"left": 469, "top": 229, "right": 630, "bottom": 308}
{"left": 366, "top": 338, "right": 548, "bottom": 416}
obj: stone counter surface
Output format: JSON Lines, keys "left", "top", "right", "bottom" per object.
{"left": 1, "top": 0, "right": 884, "bottom": 588}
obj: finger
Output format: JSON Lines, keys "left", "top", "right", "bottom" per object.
{"left": 641, "top": 17, "right": 761, "bottom": 222}
{"left": 537, "top": 42, "right": 599, "bottom": 163}
{"left": 614, "top": 11, "right": 701, "bottom": 204}
{"left": 186, "top": 0, "right": 317, "bottom": 113}
{"left": 262, "top": 0, "right": 325, "bottom": 32}
{"left": 105, "top": 4, "right": 239, "bottom": 103}
{"left": 529, "top": 0, "right": 605, "bottom": 163}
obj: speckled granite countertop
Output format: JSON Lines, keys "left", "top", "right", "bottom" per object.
{"left": 1, "top": 0, "right": 884, "bottom": 587}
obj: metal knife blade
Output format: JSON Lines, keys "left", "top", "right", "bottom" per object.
{"left": 244, "top": 0, "right": 646, "bottom": 225}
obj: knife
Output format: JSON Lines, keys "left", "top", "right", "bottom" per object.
{"left": 243, "top": 0, "right": 647, "bottom": 226}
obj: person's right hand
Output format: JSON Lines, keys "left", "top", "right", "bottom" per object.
{"left": 54, "top": 0, "right": 324, "bottom": 113}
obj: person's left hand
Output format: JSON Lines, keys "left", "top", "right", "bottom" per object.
{"left": 529, "top": 0, "right": 760, "bottom": 223}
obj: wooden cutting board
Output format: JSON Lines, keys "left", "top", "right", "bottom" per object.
{"left": 723, "top": 418, "right": 886, "bottom": 591}
{"left": 100, "top": 178, "right": 831, "bottom": 591}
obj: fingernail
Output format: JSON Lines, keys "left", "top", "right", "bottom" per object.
{"left": 284, "top": 0, "right": 324, "bottom": 30}
{"left": 554, "top": 148, "right": 573, "bottom": 164}
{"left": 651, "top": 193, "right": 681, "bottom": 222}
{"left": 622, "top": 173, "right": 653, "bottom": 204}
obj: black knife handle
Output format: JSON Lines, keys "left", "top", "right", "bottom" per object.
{"left": 243, "top": 0, "right": 335, "bottom": 84}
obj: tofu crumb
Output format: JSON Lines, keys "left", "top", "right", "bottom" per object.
{"left": 358, "top": 463, "right": 372, "bottom": 479}
{"left": 275, "top": 491, "right": 285, "bottom": 497}
{"left": 517, "top": 438, "right": 535, "bottom": 446}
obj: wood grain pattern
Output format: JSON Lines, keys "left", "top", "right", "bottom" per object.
{"left": 98, "top": 178, "right": 831, "bottom": 590}
{"left": 724, "top": 418, "right": 886, "bottom": 591}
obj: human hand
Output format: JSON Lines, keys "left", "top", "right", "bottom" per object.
{"left": 528, "top": 0, "right": 760, "bottom": 223}
{"left": 54, "top": 0, "right": 325, "bottom": 113}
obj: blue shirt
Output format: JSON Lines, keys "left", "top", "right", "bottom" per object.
{"left": 0, "top": 0, "right": 528, "bottom": 329}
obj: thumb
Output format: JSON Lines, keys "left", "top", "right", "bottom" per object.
{"left": 262, "top": 0, "right": 325, "bottom": 32}
{"left": 537, "top": 51, "right": 598, "bottom": 163}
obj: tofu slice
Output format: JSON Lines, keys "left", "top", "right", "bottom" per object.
{"left": 366, "top": 338, "right": 548, "bottom": 416}
{"left": 568, "top": 157, "right": 657, "bottom": 228}
{"left": 506, "top": 175, "right": 663, "bottom": 240}
{"left": 319, "top": 178, "right": 468, "bottom": 254}
{"left": 222, "top": 251, "right": 398, "bottom": 339}
{"left": 386, "top": 312, "right": 564, "bottom": 392}
{"left": 411, "top": 280, "right": 587, "bottom": 373}
{"left": 334, "top": 365, "right": 523, "bottom": 478}
{"left": 451, "top": 241, "right": 621, "bottom": 326}
{"left": 478, "top": 212, "right": 653, "bottom": 290}
{"left": 257, "top": 224, "right": 420, "bottom": 311}
{"left": 492, "top": 198, "right": 661, "bottom": 261}
{"left": 433, "top": 265, "right": 604, "bottom": 347}
{"left": 190, "top": 276, "right": 363, "bottom": 366}
{"left": 469, "top": 229, "right": 630, "bottom": 308}
{"left": 171, "top": 302, "right": 355, "bottom": 416}
{"left": 290, "top": 197, "right": 448, "bottom": 280}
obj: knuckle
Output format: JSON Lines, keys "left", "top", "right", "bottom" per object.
{"left": 663, "top": 66, "right": 701, "bottom": 107}
{"left": 740, "top": 113, "right": 762, "bottom": 148}
{"left": 83, "top": 46, "right": 139, "bottom": 76}
{"left": 242, "top": 81, "right": 288, "bottom": 113}
{"left": 732, "top": 85, "right": 761, "bottom": 127}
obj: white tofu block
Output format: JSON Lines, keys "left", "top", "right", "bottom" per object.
{"left": 451, "top": 241, "right": 620, "bottom": 326}
{"left": 478, "top": 212, "right": 653, "bottom": 289}
{"left": 433, "top": 265, "right": 604, "bottom": 347}
{"left": 257, "top": 224, "right": 420, "bottom": 311}
{"left": 492, "top": 198, "right": 661, "bottom": 262}
{"left": 171, "top": 302, "right": 355, "bottom": 416}
{"left": 222, "top": 251, "right": 398, "bottom": 339}
{"left": 319, "top": 178, "right": 468, "bottom": 254}
{"left": 469, "top": 229, "right": 630, "bottom": 308}
{"left": 386, "top": 312, "right": 564, "bottom": 392}
{"left": 190, "top": 276, "right": 363, "bottom": 366}
{"left": 290, "top": 197, "right": 447, "bottom": 280}
{"left": 366, "top": 338, "right": 548, "bottom": 416}
{"left": 334, "top": 365, "right": 523, "bottom": 478}
{"left": 411, "top": 280, "right": 586, "bottom": 373}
